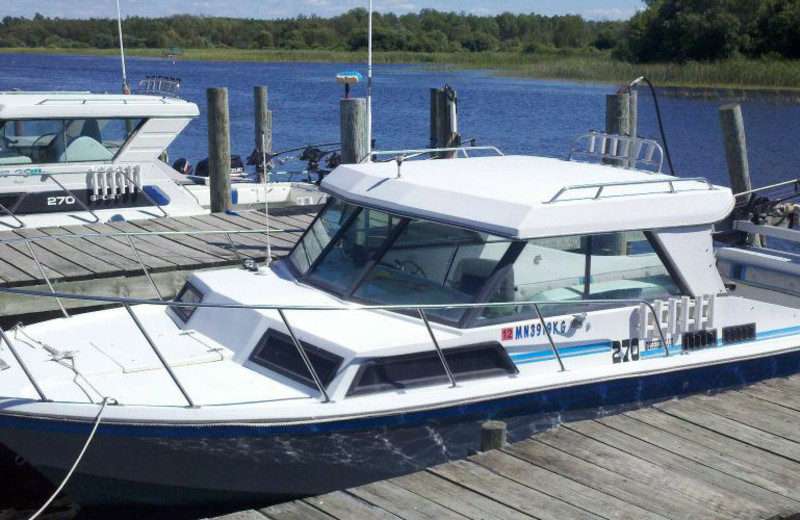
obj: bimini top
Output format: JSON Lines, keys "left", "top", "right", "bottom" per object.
{"left": 321, "top": 155, "right": 735, "bottom": 238}
{"left": 0, "top": 91, "right": 199, "bottom": 119}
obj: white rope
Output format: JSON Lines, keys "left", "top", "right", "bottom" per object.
{"left": 28, "top": 397, "right": 114, "bottom": 520}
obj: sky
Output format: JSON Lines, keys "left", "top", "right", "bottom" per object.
{"left": 1, "top": 0, "right": 644, "bottom": 21}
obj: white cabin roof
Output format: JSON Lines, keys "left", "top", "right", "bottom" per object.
{"left": 0, "top": 92, "right": 199, "bottom": 119}
{"left": 321, "top": 155, "right": 735, "bottom": 238}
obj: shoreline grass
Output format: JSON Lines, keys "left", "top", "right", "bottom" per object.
{"left": 2, "top": 47, "right": 800, "bottom": 94}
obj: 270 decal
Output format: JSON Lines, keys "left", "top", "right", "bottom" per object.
{"left": 46, "top": 196, "right": 76, "bottom": 206}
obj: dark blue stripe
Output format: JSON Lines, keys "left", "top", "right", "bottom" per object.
{"left": 3, "top": 346, "right": 800, "bottom": 439}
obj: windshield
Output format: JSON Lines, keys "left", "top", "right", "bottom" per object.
{"left": 289, "top": 199, "right": 682, "bottom": 327}
{"left": 289, "top": 200, "right": 513, "bottom": 322}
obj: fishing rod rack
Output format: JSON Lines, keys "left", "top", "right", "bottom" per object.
{"left": 0, "top": 171, "right": 169, "bottom": 230}
{"left": 569, "top": 131, "right": 664, "bottom": 173}
{"left": 0, "top": 228, "right": 672, "bottom": 408}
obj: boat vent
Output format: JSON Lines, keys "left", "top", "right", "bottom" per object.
{"left": 0, "top": 358, "right": 8, "bottom": 371}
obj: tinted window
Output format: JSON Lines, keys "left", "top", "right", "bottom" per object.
{"left": 347, "top": 343, "right": 516, "bottom": 396}
{"left": 289, "top": 198, "right": 358, "bottom": 274}
{"left": 0, "top": 118, "right": 143, "bottom": 165}
{"left": 172, "top": 282, "right": 203, "bottom": 323}
{"left": 479, "top": 231, "right": 681, "bottom": 322}
{"left": 250, "top": 330, "right": 343, "bottom": 388}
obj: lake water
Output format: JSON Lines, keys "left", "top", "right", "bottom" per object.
{"left": 1, "top": 52, "right": 800, "bottom": 519}
{"left": 2, "top": 53, "right": 799, "bottom": 189}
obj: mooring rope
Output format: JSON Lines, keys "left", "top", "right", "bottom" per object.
{"left": 27, "top": 396, "right": 114, "bottom": 520}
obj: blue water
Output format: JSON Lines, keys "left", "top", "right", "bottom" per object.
{"left": 2, "top": 53, "right": 799, "bottom": 188}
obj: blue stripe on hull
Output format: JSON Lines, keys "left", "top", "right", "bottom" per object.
{"left": 2, "top": 347, "right": 800, "bottom": 440}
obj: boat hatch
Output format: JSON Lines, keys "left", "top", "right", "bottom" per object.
{"left": 347, "top": 342, "right": 517, "bottom": 397}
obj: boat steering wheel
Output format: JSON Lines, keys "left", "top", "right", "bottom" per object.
{"left": 396, "top": 259, "right": 428, "bottom": 279}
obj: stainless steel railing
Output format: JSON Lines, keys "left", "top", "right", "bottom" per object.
{"left": 0, "top": 263, "right": 671, "bottom": 407}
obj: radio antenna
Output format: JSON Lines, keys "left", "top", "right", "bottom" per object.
{"left": 115, "top": 0, "right": 129, "bottom": 94}
{"left": 366, "top": 0, "right": 373, "bottom": 155}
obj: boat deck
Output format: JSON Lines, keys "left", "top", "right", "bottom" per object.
{"left": 0, "top": 208, "right": 317, "bottom": 319}
{"left": 226, "top": 373, "right": 800, "bottom": 520}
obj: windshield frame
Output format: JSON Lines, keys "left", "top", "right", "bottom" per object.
{"left": 287, "top": 198, "right": 686, "bottom": 329}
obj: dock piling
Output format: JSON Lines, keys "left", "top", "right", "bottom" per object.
{"left": 480, "top": 420, "right": 507, "bottom": 451}
{"left": 430, "top": 86, "right": 460, "bottom": 158}
{"left": 340, "top": 98, "right": 368, "bottom": 164}
{"left": 720, "top": 104, "right": 761, "bottom": 246}
{"left": 207, "top": 87, "right": 231, "bottom": 213}
{"left": 254, "top": 86, "right": 272, "bottom": 181}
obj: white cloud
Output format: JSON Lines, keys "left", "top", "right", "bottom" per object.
{"left": 579, "top": 8, "right": 635, "bottom": 20}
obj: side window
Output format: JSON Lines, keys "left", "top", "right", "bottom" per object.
{"left": 289, "top": 198, "right": 355, "bottom": 273}
{"left": 347, "top": 343, "right": 516, "bottom": 396}
{"left": 172, "top": 282, "right": 203, "bottom": 323}
{"left": 479, "top": 231, "right": 681, "bottom": 323}
{"left": 0, "top": 118, "right": 142, "bottom": 165}
{"left": 250, "top": 330, "right": 343, "bottom": 389}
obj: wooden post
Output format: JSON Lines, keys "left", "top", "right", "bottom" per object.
{"left": 720, "top": 103, "right": 761, "bottom": 247}
{"left": 340, "top": 98, "right": 368, "bottom": 164}
{"left": 481, "top": 421, "right": 507, "bottom": 451}
{"left": 254, "top": 86, "right": 272, "bottom": 162}
{"left": 605, "top": 92, "right": 632, "bottom": 137}
{"left": 719, "top": 104, "right": 752, "bottom": 195}
{"left": 430, "top": 87, "right": 460, "bottom": 159}
{"left": 207, "top": 87, "right": 231, "bottom": 213}
{"left": 628, "top": 89, "right": 638, "bottom": 138}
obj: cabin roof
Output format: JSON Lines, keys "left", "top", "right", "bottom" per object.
{"left": 0, "top": 92, "right": 199, "bottom": 119}
{"left": 321, "top": 155, "right": 735, "bottom": 238}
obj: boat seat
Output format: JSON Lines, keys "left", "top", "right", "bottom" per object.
{"left": 452, "top": 258, "right": 515, "bottom": 301}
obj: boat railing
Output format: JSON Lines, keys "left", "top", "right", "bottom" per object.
{"left": 545, "top": 177, "right": 715, "bottom": 204}
{"left": 136, "top": 76, "right": 182, "bottom": 99}
{"left": 0, "top": 171, "right": 172, "bottom": 229}
{"left": 0, "top": 229, "right": 670, "bottom": 406}
{"left": 569, "top": 131, "right": 664, "bottom": 172}
{"left": 362, "top": 145, "right": 504, "bottom": 163}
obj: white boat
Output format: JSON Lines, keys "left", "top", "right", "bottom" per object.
{"left": 0, "top": 91, "right": 324, "bottom": 229}
{"left": 0, "top": 91, "right": 207, "bottom": 228}
{"left": 0, "top": 146, "right": 798, "bottom": 506}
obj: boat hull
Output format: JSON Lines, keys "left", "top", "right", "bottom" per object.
{"left": 2, "top": 346, "right": 800, "bottom": 507}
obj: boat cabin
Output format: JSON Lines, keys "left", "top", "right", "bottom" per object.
{"left": 0, "top": 91, "right": 204, "bottom": 227}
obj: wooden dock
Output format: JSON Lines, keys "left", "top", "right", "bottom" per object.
{"left": 217, "top": 374, "right": 800, "bottom": 520}
{"left": 0, "top": 208, "right": 316, "bottom": 318}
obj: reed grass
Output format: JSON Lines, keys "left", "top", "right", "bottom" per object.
{"left": 2, "top": 47, "right": 800, "bottom": 93}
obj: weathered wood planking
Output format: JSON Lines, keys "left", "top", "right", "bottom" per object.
{"left": 246, "top": 374, "right": 800, "bottom": 520}
{"left": 0, "top": 208, "right": 315, "bottom": 319}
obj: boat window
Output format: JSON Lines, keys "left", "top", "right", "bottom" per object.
{"left": 172, "top": 282, "right": 203, "bottom": 323}
{"left": 289, "top": 198, "right": 357, "bottom": 273}
{"left": 347, "top": 343, "right": 517, "bottom": 397}
{"left": 351, "top": 219, "right": 512, "bottom": 321}
{"left": 0, "top": 118, "right": 143, "bottom": 165}
{"left": 250, "top": 330, "right": 343, "bottom": 389}
{"left": 478, "top": 231, "right": 681, "bottom": 323}
{"left": 307, "top": 207, "right": 402, "bottom": 293}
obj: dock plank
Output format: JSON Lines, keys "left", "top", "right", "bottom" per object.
{"left": 469, "top": 449, "right": 667, "bottom": 520}
{"left": 13, "top": 228, "right": 118, "bottom": 277}
{"left": 691, "top": 391, "right": 800, "bottom": 443}
{"left": 430, "top": 459, "right": 603, "bottom": 520}
{"left": 34, "top": 226, "right": 143, "bottom": 275}
{"left": 0, "top": 231, "right": 64, "bottom": 283}
{"left": 202, "top": 214, "right": 297, "bottom": 251}
{"left": 302, "top": 491, "right": 402, "bottom": 520}
{"left": 390, "top": 469, "right": 534, "bottom": 520}
{"left": 618, "top": 408, "right": 800, "bottom": 498}
{"left": 568, "top": 418, "right": 794, "bottom": 515}
{"left": 259, "top": 501, "right": 336, "bottom": 520}
{"left": 349, "top": 480, "right": 470, "bottom": 520}
{"left": 655, "top": 399, "right": 800, "bottom": 463}
{"left": 58, "top": 224, "right": 177, "bottom": 272}
{"left": 173, "top": 216, "right": 269, "bottom": 259}
{"left": 122, "top": 219, "right": 239, "bottom": 263}
{"left": 103, "top": 221, "right": 222, "bottom": 269}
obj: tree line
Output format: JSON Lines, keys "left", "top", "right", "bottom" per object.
{"left": 1, "top": 1, "right": 799, "bottom": 62}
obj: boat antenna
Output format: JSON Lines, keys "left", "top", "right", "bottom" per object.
{"left": 262, "top": 133, "right": 273, "bottom": 266}
{"left": 627, "top": 76, "right": 674, "bottom": 176}
{"left": 366, "top": 0, "right": 373, "bottom": 156}
{"left": 115, "top": 0, "right": 129, "bottom": 94}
